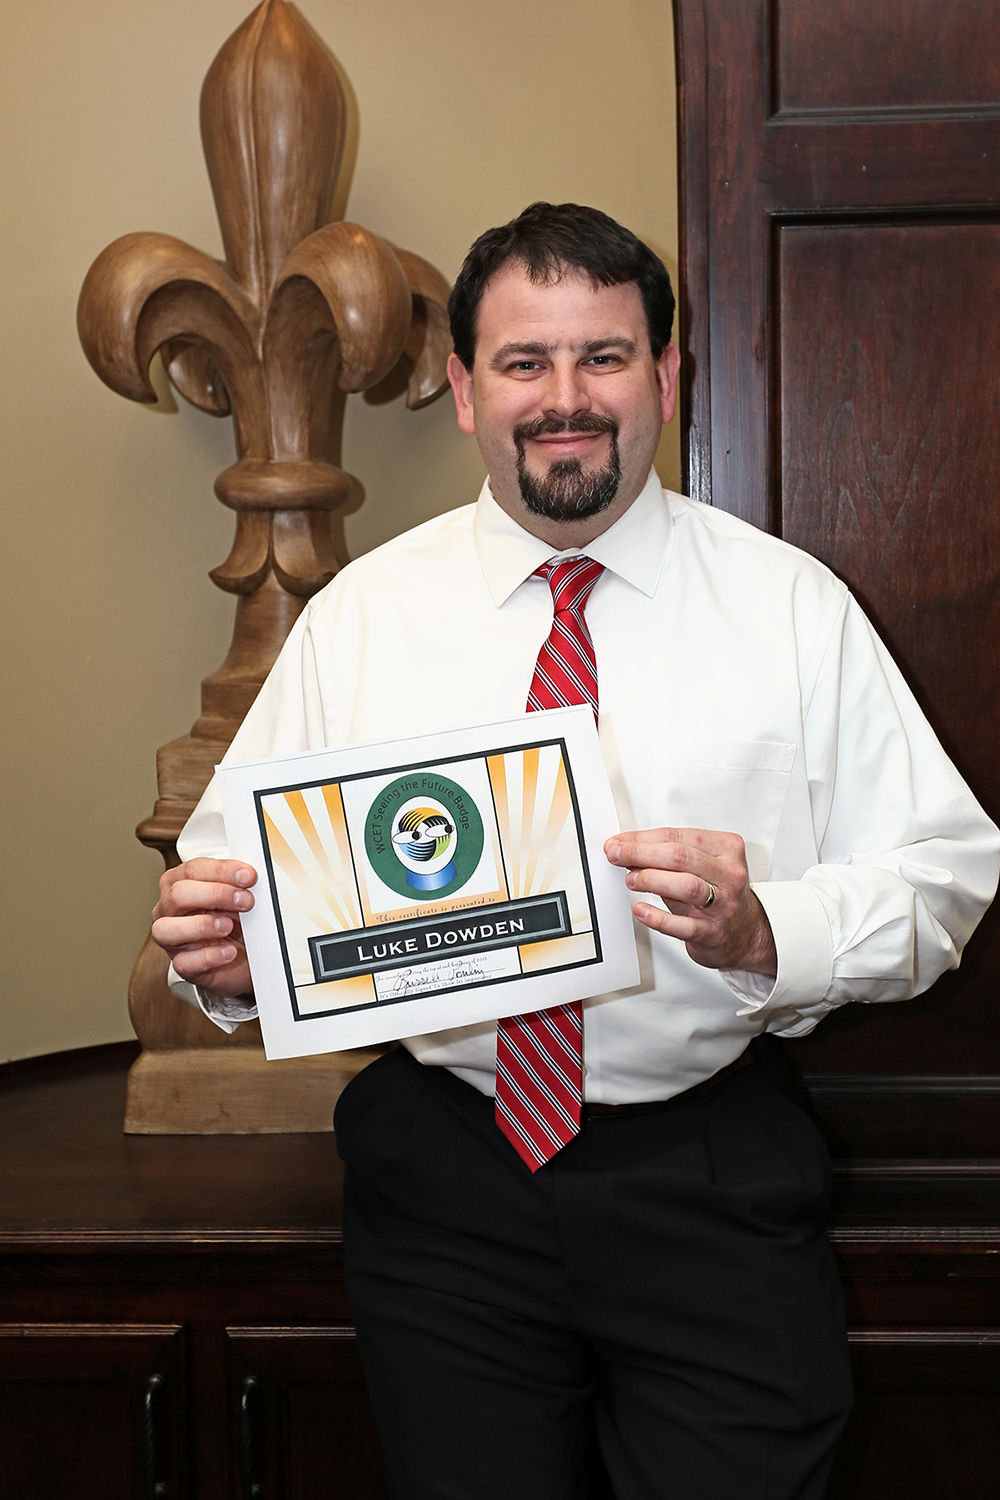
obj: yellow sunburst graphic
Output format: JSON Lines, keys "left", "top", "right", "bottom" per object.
{"left": 487, "top": 745, "right": 591, "bottom": 933}
{"left": 260, "top": 783, "right": 362, "bottom": 977}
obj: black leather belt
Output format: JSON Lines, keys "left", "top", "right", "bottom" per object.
{"left": 584, "top": 1036, "right": 762, "bottom": 1120}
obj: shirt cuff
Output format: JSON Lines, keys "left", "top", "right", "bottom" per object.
{"left": 166, "top": 963, "right": 258, "bottom": 1034}
{"left": 721, "top": 880, "right": 833, "bottom": 1015}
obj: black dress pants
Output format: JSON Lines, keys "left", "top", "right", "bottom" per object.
{"left": 334, "top": 1040, "right": 852, "bottom": 1500}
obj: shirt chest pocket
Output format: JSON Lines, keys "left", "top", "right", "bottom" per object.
{"left": 648, "top": 740, "right": 796, "bottom": 882}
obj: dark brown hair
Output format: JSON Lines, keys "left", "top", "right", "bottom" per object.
{"left": 447, "top": 202, "right": 675, "bottom": 369}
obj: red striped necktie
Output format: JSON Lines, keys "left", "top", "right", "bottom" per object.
{"left": 495, "top": 556, "right": 604, "bottom": 1172}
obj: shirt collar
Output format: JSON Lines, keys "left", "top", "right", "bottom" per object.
{"left": 472, "top": 467, "right": 672, "bottom": 607}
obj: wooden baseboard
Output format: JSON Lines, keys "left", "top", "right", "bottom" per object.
{"left": 124, "top": 1046, "right": 385, "bottom": 1134}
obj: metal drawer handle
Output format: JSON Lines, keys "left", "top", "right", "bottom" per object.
{"left": 143, "top": 1373, "right": 169, "bottom": 1500}
{"left": 239, "top": 1375, "right": 264, "bottom": 1499}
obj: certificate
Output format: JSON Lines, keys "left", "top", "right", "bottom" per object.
{"left": 217, "top": 705, "right": 639, "bottom": 1058}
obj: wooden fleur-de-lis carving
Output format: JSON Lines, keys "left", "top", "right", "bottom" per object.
{"left": 77, "top": 0, "right": 452, "bottom": 1131}
{"left": 79, "top": 0, "right": 450, "bottom": 855}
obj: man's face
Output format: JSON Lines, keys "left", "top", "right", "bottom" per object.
{"left": 447, "top": 262, "right": 680, "bottom": 545}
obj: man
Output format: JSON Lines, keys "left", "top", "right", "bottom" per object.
{"left": 153, "top": 203, "right": 1000, "bottom": 1499}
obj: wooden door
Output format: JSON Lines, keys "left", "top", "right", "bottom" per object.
{"left": 672, "top": 3, "right": 1000, "bottom": 1491}
{"left": 672, "top": 0, "right": 1000, "bottom": 1152}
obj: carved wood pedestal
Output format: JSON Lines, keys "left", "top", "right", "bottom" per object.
{"left": 3, "top": 1047, "right": 999, "bottom": 1499}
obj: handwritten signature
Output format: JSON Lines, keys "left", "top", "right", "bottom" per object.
{"left": 380, "top": 955, "right": 504, "bottom": 998}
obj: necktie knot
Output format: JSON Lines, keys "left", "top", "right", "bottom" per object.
{"left": 526, "top": 556, "right": 604, "bottom": 724}
{"left": 539, "top": 556, "right": 605, "bottom": 617}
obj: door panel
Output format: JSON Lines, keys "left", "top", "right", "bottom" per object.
{"left": 0, "top": 1324, "right": 186, "bottom": 1500}
{"left": 227, "top": 1326, "right": 385, "bottom": 1500}
{"left": 772, "top": 0, "right": 1000, "bottom": 114}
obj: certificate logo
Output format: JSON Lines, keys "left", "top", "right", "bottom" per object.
{"left": 391, "top": 799, "right": 457, "bottom": 889}
{"left": 365, "top": 772, "right": 484, "bottom": 901}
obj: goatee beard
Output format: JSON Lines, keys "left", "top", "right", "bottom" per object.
{"left": 514, "top": 414, "right": 621, "bottom": 520}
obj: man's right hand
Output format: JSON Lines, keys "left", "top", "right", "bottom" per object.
{"left": 151, "top": 858, "right": 258, "bottom": 998}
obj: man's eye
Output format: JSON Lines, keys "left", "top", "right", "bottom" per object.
{"left": 587, "top": 354, "right": 619, "bottom": 367}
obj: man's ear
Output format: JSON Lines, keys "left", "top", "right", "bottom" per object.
{"left": 655, "top": 343, "right": 682, "bottom": 425}
{"left": 447, "top": 352, "right": 476, "bottom": 435}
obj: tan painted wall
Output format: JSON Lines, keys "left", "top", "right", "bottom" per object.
{"left": 0, "top": 0, "right": 679, "bottom": 1062}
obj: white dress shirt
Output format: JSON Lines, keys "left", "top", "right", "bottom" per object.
{"left": 171, "top": 471, "right": 1000, "bottom": 1102}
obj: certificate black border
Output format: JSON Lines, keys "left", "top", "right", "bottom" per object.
{"left": 252, "top": 736, "right": 603, "bottom": 1024}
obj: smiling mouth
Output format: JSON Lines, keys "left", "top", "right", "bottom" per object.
{"left": 514, "top": 413, "right": 617, "bottom": 447}
{"left": 531, "top": 430, "right": 607, "bottom": 449}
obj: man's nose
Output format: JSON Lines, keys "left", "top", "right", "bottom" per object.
{"left": 541, "top": 360, "right": 592, "bottom": 417}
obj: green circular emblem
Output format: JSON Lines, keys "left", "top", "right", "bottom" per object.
{"left": 365, "top": 772, "right": 484, "bottom": 901}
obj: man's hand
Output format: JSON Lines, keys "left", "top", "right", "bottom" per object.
{"left": 605, "top": 828, "right": 777, "bottom": 976}
{"left": 151, "top": 858, "right": 258, "bottom": 997}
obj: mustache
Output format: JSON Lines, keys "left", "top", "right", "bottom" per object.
{"left": 513, "top": 413, "right": 619, "bottom": 445}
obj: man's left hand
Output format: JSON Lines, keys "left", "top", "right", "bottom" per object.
{"left": 605, "top": 827, "right": 777, "bottom": 976}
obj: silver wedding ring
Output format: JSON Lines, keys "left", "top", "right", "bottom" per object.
{"left": 702, "top": 883, "right": 717, "bottom": 909}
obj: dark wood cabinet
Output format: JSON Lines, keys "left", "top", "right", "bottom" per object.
{"left": 829, "top": 1325, "right": 1000, "bottom": 1498}
{"left": 831, "top": 1225, "right": 1000, "bottom": 1497}
{"left": 0, "top": 1046, "right": 381, "bottom": 1500}
{"left": 4, "top": 1046, "right": 1000, "bottom": 1497}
